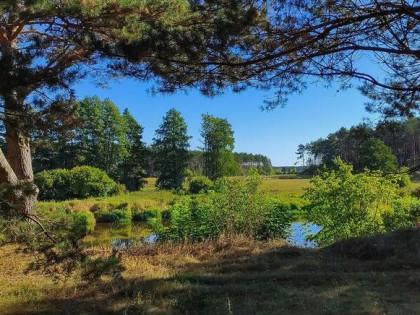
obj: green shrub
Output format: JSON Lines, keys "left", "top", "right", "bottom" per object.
{"left": 188, "top": 176, "right": 214, "bottom": 194}
{"left": 305, "top": 158, "right": 417, "bottom": 246}
{"left": 112, "top": 183, "right": 128, "bottom": 196}
{"left": 184, "top": 169, "right": 195, "bottom": 184}
{"left": 383, "top": 197, "right": 420, "bottom": 231}
{"left": 71, "top": 211, "right": 96, "bottom": 237}
{"left": 398, "top": 172, "right": 412, "bottom": 188}
{"left": 94, "top": 203, "right": 132, "bottom": 224}
{"left": 35, "top": 169, "right": 71, "bottom": 201}
{"left": 150, "top": 177, "right": 292, "bottom": 242}
{"left": 257, "top": 203, "right": 292, "bottom": 240}
{"left": 69, "top": 166, "right": 120, "bottom": 199}
{"left": 413, "top": 186, "right": 420, "bottom": 199}
{"left": 36, "top": 204, "right": 96, "bottom": 237}
{"left": 149, "top": 199, "right": 215, "bottom": 242}
{"left": 36, "top": 166, "right": 121, "bottom": 201}
{"left": 132, "top": 206, "right": 160, "bottom": 221}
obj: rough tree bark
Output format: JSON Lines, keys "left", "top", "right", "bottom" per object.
{"left": 0, "top": 116, "right": 38, "bottom": 216}
{"left": 0, "top": 16, "right": 38, "bottom": 215}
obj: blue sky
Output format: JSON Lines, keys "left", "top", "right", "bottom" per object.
{"left": 74, "top": 78, "right": 377, "bottom": 166}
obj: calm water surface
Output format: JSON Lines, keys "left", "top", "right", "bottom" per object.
{"left": 90, "top": 221, "right": 322, "bottom": 249}
{"left": 288, "top": 221, "right": 321, "bottom": 248}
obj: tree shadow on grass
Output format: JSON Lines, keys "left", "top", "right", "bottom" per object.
{"left": 8, "top": 244, "right": 420, "bottom": 314}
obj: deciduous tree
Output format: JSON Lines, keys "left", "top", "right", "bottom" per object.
{"left": 201, "top": 114, "right": 239, "bottom": 180}
{"left": 359, "top": 138, "right": 398, "bottom": 173}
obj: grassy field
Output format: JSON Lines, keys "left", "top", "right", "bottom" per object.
{"left": 35, "top": 175, "right": 418, "bottom": 234}
{"left": 38, "top": 178, "right": 176, "bottom": 213}
{"left": 258, "top": 176, "right": 311, "bottom": 206}
{"left": 2, "top": 237, "right": 420, "bottom": 314}
{"left": 40, "top": 175, "right": 419, "bottom": 215}
{"left": 37, "top": 177, "right": 312, "bottom": 220}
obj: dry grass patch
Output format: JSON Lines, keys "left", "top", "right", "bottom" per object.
{"left": 3, "top": 234, "right": 420, "bottom": 314}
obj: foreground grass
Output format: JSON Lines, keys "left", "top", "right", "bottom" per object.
{"left": 2, "top": 236, "right": 420, "bottom": 314}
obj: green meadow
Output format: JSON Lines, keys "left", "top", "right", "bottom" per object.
{"left": 37, "top": 176, "right": 312, "bottom": 224}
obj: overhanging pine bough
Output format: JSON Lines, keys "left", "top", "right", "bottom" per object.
{"left": 152, "top": 1, "right": 420, "bottom": 116}
{"left": 0, "top": 0, "right": 265, "bottom": 216}
{"left": 1, "top": 1, "right": 420, "bottom": 217}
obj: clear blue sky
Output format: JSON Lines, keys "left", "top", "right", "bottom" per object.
{"left": 74, "top": 78, "right": 376, "bottom": 166}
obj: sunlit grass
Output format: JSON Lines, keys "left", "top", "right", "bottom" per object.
{"left": 2, "top": 236, "right": 420, "bottom": 314}
{"left": 258, "top": 177, "right": 311, "bottom": 206}
{"left": 2, "top": 176, "right": 420, "bottom": 313}
{"left": 37, "top": 177, "right": 312, "bottom": 213}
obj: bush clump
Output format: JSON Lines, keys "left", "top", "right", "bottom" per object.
{"left": 132, "top": 206, "right": 161, "bottom": 222}
{"left": 413, "top": 186, "right": 420, "bottom": 199}
{"left": 188, "top": 176, "right": 214, "bottom": 194}
{"left": 35, "top": 205, "right": 96, "bottom": 238}
{"left": 70, "top": 211, "right": 96, "bottom": 237}
{"left": 36, "top": 166, "right": 122, "bottom": 201}
{"left": 150, "top": 176, "right": 292, "bottom": 242}
{"left": 93, "top": 203, "right": 132, "bottom": 224}
{"left": 305, "top": 158, "right": 420, "bottom": 246}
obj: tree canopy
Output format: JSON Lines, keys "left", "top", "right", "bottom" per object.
{"left": 359, "top": 138, "right": 398, "bottom": 174}
{"left": 0, "top": 0, "right": 264, "bottom": 215}
{"left": 119, "top": 108, "right": 148, "bottom": 191}
{"left": 201, "top": 114, "right": 239, "bottom": 180}
{"left": 298, "top": 117, "right": 420, "bottom": 173}
{"left": 156, "top": 1, "right": 420, "bottom": 116}
{"left": 32, "top": 96, "right": 148, "bottom": 190}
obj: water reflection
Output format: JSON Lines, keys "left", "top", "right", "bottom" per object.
{"left": 287, "top": 221, "right": 321, "bottom": 248}
{"left": 85, "top": 222, "right": 152, "bottom": 247}
{"left": 89, "top": 221, "right": 322, "bottom": 250}
{"left": 111, "top": 233, "right": 158, "bottom": 251}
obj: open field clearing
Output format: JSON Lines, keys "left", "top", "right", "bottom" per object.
{"left": 37, "top": 177, "right": 312, "bottom": 218}
{"left": 258, "top": 177, "right": 311, "bottom": 206}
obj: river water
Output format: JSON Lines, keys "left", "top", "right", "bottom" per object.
{"left": 288, "top": 221, "right": 321, "bottom": 248}
{"left": 89, "top": 221, "right": 322, "bottom": 249}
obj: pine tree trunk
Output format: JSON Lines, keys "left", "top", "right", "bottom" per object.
{"left": 0, "top": 100, "right": 38, "bottom": 216}
{"left": 0, "top": 16, "right": 39, "bottom": 216}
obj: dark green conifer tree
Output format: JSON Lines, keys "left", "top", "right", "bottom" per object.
{"left": 152, "top": 109, "right": 190, "bottom": 190}
{"left": 119, "top": 109, "right": 147, "bottom": 191}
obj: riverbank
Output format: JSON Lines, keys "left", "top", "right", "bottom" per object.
{"left": 2, "top": 235, "right": 420, "bottom": 314}
{"left": 84, "top": 221, "right": 321, "bottom": 249}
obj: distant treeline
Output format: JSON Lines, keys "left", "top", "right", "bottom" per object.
{"left": 297, "top": 118, "right": 420, "bottom": 173}
{"left": 8, "top": 96, "right": 273, "bottom": 191}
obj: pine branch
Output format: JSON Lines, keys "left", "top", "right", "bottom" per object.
{"left": 25, "top": 214, "right": 56, "bottom": 244}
